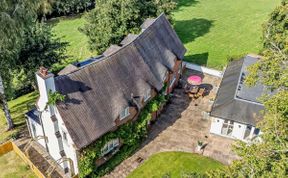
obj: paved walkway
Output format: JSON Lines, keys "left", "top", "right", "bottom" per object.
{"left": 105, "top": 70, "right": 238, "bottom": 178}
{"left": 15, "top": 138, "right": 66, "bottom": 178}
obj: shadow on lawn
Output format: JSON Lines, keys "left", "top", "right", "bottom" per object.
{"left": 174, "top": 0, "right": 199, "bottom": 11}
{"left": 185, "top": 52, "right": 209, "bottom": 66}
{"left": 174, "top": 18, "right": 214, "bottom": 44}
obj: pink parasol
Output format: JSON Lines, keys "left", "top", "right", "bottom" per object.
{"left": 187, "top": 75, "right": 202, "bottom": 85}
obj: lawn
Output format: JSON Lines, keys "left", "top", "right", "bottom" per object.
{"left": 0, "top": 92, "right": 38, "bottom": 143}
{"left": 0, "top": 0, "right": 281, "bottom": 145}
{"left": 127, "top": 152, "right": 223, "bottom": 178}
{"left": 0, "top": 151, "right": 36, "bottom": 178}
{"left": 173, "top": 0, "right": 281, "bottom": 69}
{"left": 50, "top": 14, "right": 97, "bottom": 70}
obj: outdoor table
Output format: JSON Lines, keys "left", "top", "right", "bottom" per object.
{"left": 187, "top": 75, "right": 202, "bottom": 85}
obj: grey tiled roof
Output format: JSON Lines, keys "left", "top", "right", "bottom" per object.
{"left": 210, "top": 56, "right": 265, "bottom": 126}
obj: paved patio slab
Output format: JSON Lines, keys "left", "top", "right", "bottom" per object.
{"left": 105, "top": 70, "right": 238, "bottom": 178}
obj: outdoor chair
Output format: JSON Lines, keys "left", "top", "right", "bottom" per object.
{"left": 196, "top": 88, "right": 206, "bottom": 98}
{"left": 190, "top": 86, "right": 199, "bottom": 94}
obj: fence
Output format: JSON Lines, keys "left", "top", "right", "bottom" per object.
{"left": 0, "top": 141, "right": 45, "bottom": 178}
{"left": 184, "top": 62, "right": 223, "bottom": 78}
{"left": 0, "top": 141, "right": 13, "bottom": 155}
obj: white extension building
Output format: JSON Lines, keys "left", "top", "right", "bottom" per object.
{"left": 210, "top": 55, "right": 266, "bottom": 142}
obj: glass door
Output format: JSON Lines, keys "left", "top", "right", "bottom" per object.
{"left": 221, "top": 120, "right": 234, "bottom": 136}
{"left": 244, "top": 125, "right": 252, "bottom": 139}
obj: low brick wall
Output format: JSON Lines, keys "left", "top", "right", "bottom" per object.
{"left": 184, "top": 62, "right": 223, "bottom": 78}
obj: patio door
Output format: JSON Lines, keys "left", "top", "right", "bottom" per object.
{"left": 244, "top": 125, "right": 252, "bottom": 139}
{"left": 221, "top": 120, "right": 234, "bottom": 136}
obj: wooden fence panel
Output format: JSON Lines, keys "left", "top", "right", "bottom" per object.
{"left": 0, "top": 141, "right": 13, "bottom": 156}
{"left": 11, "top": 142, "right": 46, "bottom": 178}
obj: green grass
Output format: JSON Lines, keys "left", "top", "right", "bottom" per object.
{"left": 0, "top": 0, "right": 281, "bottom": 146}
{"left": 127, "top": 152, "right": 223, "bottom": 178}
{"left": 49, "top": 0, "right": 280, "bottom": 70}
{"left": 50, "top": 14, "right": 96, "bottom": 70}
{"left": 0, "top": 92, "right": 38, "bottom": 143}
{"left": 0, "top": 151, "right": 36, "bottom": 178}
{"left": 173, "top": 0, "right": 281, "bottom": 69}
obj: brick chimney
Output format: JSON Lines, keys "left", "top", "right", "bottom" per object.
{"left": 36, "top": 67, "right": 56, "bottom": 111}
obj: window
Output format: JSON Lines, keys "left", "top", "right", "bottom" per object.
{"left": 162, "top": 71, "right": 168, "bottom": 82}
{"left": 120, "top": 107, "right": 130, "bottom": 120}
{"left": 143, "top": 88, "right": 151, "bottom": 102}
{"left": 178, "top": 66, "right": 182, "bottom": 74}
{"left": 31, "top": 123, "right": 37, "bottom": 138}
{"left": 221, "top": 120, "right": 234, "bottom": 136}
{"left": 170, "top": 74, "right": 176, "bottom": 87}
{"left": 62, "top": 130, "right": 68, "bottom": 142}
{"left": 101, "top": 138, "right": 120, "bottom": 156}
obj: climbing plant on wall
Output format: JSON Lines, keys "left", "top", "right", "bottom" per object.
{"left": 78, "top": 94, "right": 168, "bottom": 177}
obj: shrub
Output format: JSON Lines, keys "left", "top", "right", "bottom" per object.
{"left": 79, "top": 93, "right": 167, "bottom": 177}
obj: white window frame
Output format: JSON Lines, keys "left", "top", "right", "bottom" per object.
{"left": 170, "top": 74, "right": 176, "bottom": 88}
{"left": 221, "top": 120, "right": 234, "bottom": 136}
{"left": 62, "top": 130, "right": 68, "bottom": 143}
{"left": 143, "top": 88, "right": 151, "bottom": 102}
{"left": 162, "top": 71, "right": 168, "bottom": 82}
{"left": 101, "top": 138, "right": 120, "bottom": 156}
{"left": 178, "top": 66, "right": 182, "bottom": 74}
{"left": 31, "top": 122, "right": 37, "bottom": 138}
{"left": 120, "top": 107, "right": 130, "bottom": 120}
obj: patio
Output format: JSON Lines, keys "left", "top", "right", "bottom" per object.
{"left": 105, "top": 69, "right": 239, "bottom": 178}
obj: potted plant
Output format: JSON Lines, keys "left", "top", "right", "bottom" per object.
{"left": 11, "top": 132, "right": 20, "bottom": 140}
{"left": 196, "top": 140, "right": 203, "bottom": 151}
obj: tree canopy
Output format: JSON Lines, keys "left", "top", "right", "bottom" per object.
{"left": 209, "top": 1, "right": 288, "bottom": 177}
{"left": 11, "top": 23, "right": 67, "bottom": 98}
{"left": 0, "top": 0, "right": 39, "bottom": 92}
{"left": 81, "top": 0, "right": 176, "bottom": 54}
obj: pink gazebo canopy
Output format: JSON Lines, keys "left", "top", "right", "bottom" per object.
{"left": 187, "top": 75, "right": 202, "bottom": 85}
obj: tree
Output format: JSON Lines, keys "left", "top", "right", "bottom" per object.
{"left": 38, "top": 0, "right": 54, "bottom": 20}
{"left": 245, "top": 0, "right": 288, "bottom": 90}
{"left": 82, "top": 0, "right": 176, "bottom": 54}
{"left": 0, "top": 0, "right": 39, "bottom": 130}
{"left": 14, "top": 23, "right": 67, "bottom": 90}
{"left": 208, "top": 1, "right": 288, "bottom": 177}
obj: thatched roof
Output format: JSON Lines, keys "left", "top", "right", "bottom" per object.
{"left": 58, "top": 64, "right": 78, "bottom": 75}
{"left": 103, "top": 45, "right": 122, "bottom": 56}
{"left": 54, "top": 14, "right": 186, "bottom": 149}
{"left": 120, "top": 34, "right": 138, "bottom": 46}
{"left": 141, "top": 18, "right": 156, "bottom": 30}
{"left": 210, "top": 56, "right": 265, "bottom": 126}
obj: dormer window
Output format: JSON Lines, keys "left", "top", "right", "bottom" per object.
{"left": 120, "top": 107, "right": 130, "bottom": 120}
{"left": 162, "top": 71, "right": 168, "bottom": 82}
{"left": 143, "top": 88, "right": 151, "bottom": 102}
{"left": 170, "top": 74, "right": 176, "bottom": 87}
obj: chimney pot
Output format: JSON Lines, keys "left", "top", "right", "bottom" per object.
{"left": 39, "top": 67, "right": 48, "bottom": 76}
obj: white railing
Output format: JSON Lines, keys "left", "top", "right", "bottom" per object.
{"left": 184, "top": 62, "right": 223, "bottom": 78}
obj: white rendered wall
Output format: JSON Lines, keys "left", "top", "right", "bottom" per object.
{"left": 210, "top": 117, "right": 224, "bottom": 135}
{"left": 35, "top": 72, "right": 79, "bottom": 176}
{"left": 184, "top": 62, "right": 223, "bottom": 78}
{"left": 36, "top": 74, "right": 56, "bottom": 111}
{"left": 55, "top": 107, "right": 79, "bottom": 175}
{"left": 231, "top": 122, "right": 246, "bottom": 140}
{"left": 210, "top": 117, "right": 253, "bottom": 141}
{"left": 41, "top": 110, "right": 62, "bottom": 161}
{"left": 27, "top": 118, "right": 46, "bottom": 147}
